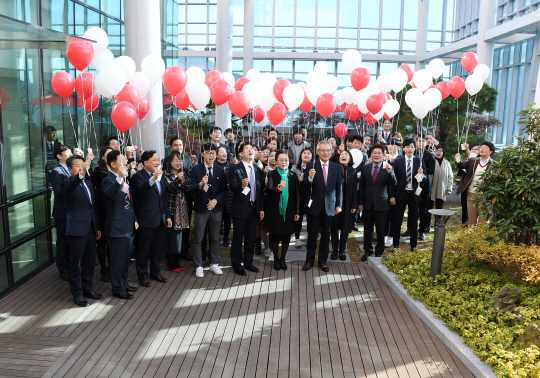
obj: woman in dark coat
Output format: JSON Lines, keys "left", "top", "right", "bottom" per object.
{"left": 330, "top": 150, "right": 359, "bottom": 261}
{"left": 290, "top": 147, "right": 314, "bottom": 248}
{"left": 215, "top": 145, "right": 233, "bottom": 247}
{"left": 263, "top": 149, "right": 300, "bottom": 270}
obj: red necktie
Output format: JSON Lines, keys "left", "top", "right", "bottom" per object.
{"left": 122, "top": 179, "right": 131, "bottom": 200}
{"left": 373, "top": 164, "right": 378, "bottom": 182}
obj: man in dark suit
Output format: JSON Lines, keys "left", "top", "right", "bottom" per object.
{"left": 62, "top": 155, "right": 101, "bottom": 307}
{"left": 392, "top": 138, "right": 426, "bottom": 251}
{"left": 358, "top": 144, "right": 397, "bottom": 261}
{"left": 416, "top": 135, "right": 435, "bottom": 239}
{"left": 102, "top": 150, "right": 139, "bottom": 299}
{"left": 377, "top": 120, "right": 393, "bottom": 145}
{"left": 301, "top": 140, "right": 342, "bottom": 272}
{"left": 189, "top": 143, "right": 228, "bottom": 278}
{"left": 131, "top": 150, "right": 172, "bottom": 287}
{"left": 49, "top": 145, "right": 73, "bottom": 281}
{"left": 224, "top": 128, "right": 239, "bottom": 162}
{"left": 228, "top": 143, "right": 265, "bottom": 276}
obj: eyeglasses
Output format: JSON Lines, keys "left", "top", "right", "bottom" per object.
{"left": 204, "top": 151, "right": 216, "bottom": 155}
{"left": 277, "top": 158, "right": 289, "bottom": 162}
{"left": 150, "top": 158, "right": 160, "bottom": 162}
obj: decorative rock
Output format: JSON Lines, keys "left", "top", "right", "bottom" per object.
{"left": 519, "top": 323, "right": 540, "bottom": 348}
{"left": 488, "top": 286, "right": 522, "bottom": 312}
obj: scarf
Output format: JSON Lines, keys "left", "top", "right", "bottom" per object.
{"left": 277, "top": 166, "right": 289, "bottom": 221}
{"left": 435, "top": 157, "right": 443, "bottom": 165}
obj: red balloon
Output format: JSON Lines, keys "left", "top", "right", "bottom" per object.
{"left": 411, "top": 81, "right": 417, "bottom": 89}
{"left": 448, "top": 76, "right": 466, "bottom": 98}
{"left": 163, "top": 66, "right": 187, "bottom": 95}
{"left": 74, "top": 72, "right": 96, "bottom": 100}
{"left": 172, "top": 89, "right": 190, "bottom": 110}
{"left": 316, "top": 93, "right": 337, "bottom": 118}
{"left": 78, "top": 92, "right": 99, "bottom": 112}
{"left": 235, "top": 77, "right": 250, "bottom": 91}
{"left": 111, "top": 101, "right": 137, "bottom": 133}
{"left": 66, "top": 42, "right": 94, "bottom": 71}
{"left": 115, "top": 84, "right": 140, "bottom": 108}
{"left": 436, "top": 81, "right": 449, "bottom": 100}
{"left": 138, "top": 97, "right": 149, "bottom": 119}
{"left": 299, "top": 90, "right": 313, "bottom": 112}
{"left": 267, "top": 102, "right": 287, "bottom": 125}
{"left": 0, "top": 88, "right": 9, "bottom": 110}
{"left": 366, "top": 94, "right": 383, "bottom": 114}
{"left": 252, "top": 107, "right": 265, "bottom": 123}
{"left": 273, "top": 79, "right": 291, "bottom": 105}
{"left": 384, "top": 93, "right": 392, "bottom": 102}
{"left": 210, "top": 79, "right": 232, "bottom": 106}
{"left": 365, "top": 113, "right": 377, "bottom": 125}
{"left": 335, "top": 123, "right": 348, "bottom": 139}
{"left": 384, "top": 113, "right": 391, "bottom": 121}
{"left": 461, "top": 52, "right": 479, "bottom": 73}
{"left": 190, "top": 102, "right": 198, "bottom": 111}
{"left": 345, "top": 103, "right": 359, "bottom": 121}
{"left": 399, "top": 64, "right": 414, "bottom": 83}
{"left": 351, "top": 67, "right": 370, "bottom": 91}
{"left": 228, "top": 91, "right": 251, "bottom": 118}
{"left": 205, "top": 70, "right": 224, "bottom": 88}
{"left": 52, "top": 71, "right": 75, "bottom": 99}
{"left": 423, "top": 84, "right": 436, "bottom": 94}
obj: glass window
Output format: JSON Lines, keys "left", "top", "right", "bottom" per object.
{"left": 254, "top": 60, "right": 272, "bottom": 72}
{"left": 428, "top": 0, "right": 444, "bottom": 30}
{"left": 361, "top": 1, "right": 379, "bottom": 28}
{"left": 187, "top": 5, "right": 207, "bottom": 22}
{"left": 403, "top": 0, "right": 419, "bottom": 29}
{"left": 2, "top": 0, "right": 40, "bottom": 24}
{"left": 381, "top": 41, "right": 400, "bottom": 51}
{"left": 102, "top": 0, "right": 122, "bottom": 19}
{"left": 382, "top": 0, "right": 402, "bottom": 28}
{"left": 188, "top": 24, "right": 207, "bottom": 34}
{"left": 381, "top": 30, "right": 400, "bottom": 39}
{"left": 255, "top": 26, "right": 272, "bottom": 36}
{"left": 12, "top": 233, "right": 49, "bottom": 283}
{"left": 0, "top": 212, "right": 4, "bottom": 250}
{"left": 274, "top": 60, "right": 293, "bottom": 72}
{"left": 296, "top": 27, "right": 315, "bottom": 38}
{"left": 338, "top": 39, "right": 358, "bottom": 49}
{"left": 361, "top": 29, "right": 379, "bottom": 39}
{"left": 339, "top": 28, "right": 358, "bottom": 39}
{"left": 275, "top": 27, "right": 294, "bottom": 37}
{"left": 9, "top": 195, "right": 48, "bottom": 244}
{"left": 232, "top": 0, "right": 245, "bottom": 24}
{"left": 255, "top": 0, "right": 273, "bottom": 25}
{"left": 275, "top": 0, "right": 295, "bottom": 25}
{"left": 275, "top": 37, "right": 294, "bottom": 48}
{"left": 0, "top": 253, "right": 9, "bottom": 294}
{"left": 295, "top": 60, "right": 314, "bottom": 72}
{"left": 317, "top": 0, "right": 337, "bottom": 27}
{"left": 74, "top": 3, "right": 100, "bottom": 35}
{"left": 317, "top": 39, "right": 337, "bottom": 49}
{"left": 296, "top": 0, "right": 316, "bottom": 26}
{"left": 318, "top": 28, "right": 336, "bottom": 38}
{"left": 79, "top": 0, "right": 100, "bottom": 9}
{"left": 339, "top": 0, "right": 358, "bottom": 27}
{"left": 42, "top": 0, "right": 74, "bottom": 34}
{"left": 232, "top": 59, "right": 243, "bottom": 72}
{"left": 102, "top": 17, "right": 122, "bottom": 56}
{"left": 209, "top": 5, "right": 217, "bottom": 23}
{"left": 295, "top": 38, "right": 315, "bottom": 49}
{"left": 360, "top": 40, "right": 378, "bottom": 50}
{"left": 380, "top": 63, "right": 399, "bottom": 75}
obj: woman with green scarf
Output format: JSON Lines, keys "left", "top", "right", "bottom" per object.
{"left": 263, "top": 149, "right": 300, "bottom": 270}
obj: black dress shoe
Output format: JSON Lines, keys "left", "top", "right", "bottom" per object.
{"left": 74, "top": 296, "right": 89, "bottom": 307}
{"left": 60, "top": 272, "right": 69, "bottom": 281}
{"left": 339, "top": 252, "right": 346, "bottom": 261}
{"left": 83, "top": 290, "right": 103, "bottom": 300}
{"left": 330, "top": 251, "right": 338, "bottom": 260}
{"left": 302, "top": 262, "right": 313, "bottom": 271}
{"left": 419, "top": 233, "right": 426, "bottom": 241}
{"left": 318, "top": 263, "right": 330, "bottom": 272}
{"left": 140, "top": 279, "right": 151, "bottom": 287}
{"left": 352, "top": 225, "right": 359, "bottom": 232}
{"left": 361, "top": 251, "right": 373, "bottom": 262}
{"left": 151, "top": 275, "right": 168, "bottom": 283}
{"left": 234, "top": 268, "right": 247, "bottom": 276}
{"left": 113, "top": 292, "right": 134, "bottom": 300}
{"left": 126, "top": 285, "right": 138, "bottom": 292}
{"left": 179, "top": 252, "right": 194, "bottom": 261}
{"left": 245, "top": 265, "right": 260, "bottom": 273}
{"left": 401, "top": 230, "right": 410, "bottom": 237}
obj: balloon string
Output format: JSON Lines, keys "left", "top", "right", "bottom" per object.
{"left": 456, "top": 98, "right": 460, "bottom": 151}
{"left": 465, "top": 94, "right": 478, "bottom": 144}
{"left": 66, "top": 97, "right": 79, "bottom": 148}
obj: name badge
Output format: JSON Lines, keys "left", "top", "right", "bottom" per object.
{"left": 203, "top": 184, "right": 209, "bottom": 192}
{"left": 242, "top": 187, "right": 251, "bottom": 196}
{"left": 308, "top": 199, "right": 313, "bottom": 208}
{"left": 415, "top": 187, "right": 422, "bottom": 196}
{"left": 415, "top": 172, "right": 423, "bottom": 182}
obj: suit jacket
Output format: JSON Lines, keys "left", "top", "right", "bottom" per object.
{"left": 50, "top": 164, "right": 71, "bottom": 219}
{"left": 62, "top": 175, "right": 100, "bottom": 236}
{"left": 301, "top": 160, "right": 343, "bottom": 217}
{"left": 393, "top": 156, "right": 426, "bottom": 203}
{"left": 189, "top": 163, "right": 228, "bottom": 213}
{"left": 228, "top": 161, "right": 265, "bottom": 218}
{"left": 358, "top": 163, "right": 397, "bottom": 212}
{"left": 101, "top": 172, "right": 137, "bottom": 238}
{"left": 131, "top": 169, "right": 171, "bottom": 228}
{"left": 456, "top": 158, "right": 494, "bottom": 194}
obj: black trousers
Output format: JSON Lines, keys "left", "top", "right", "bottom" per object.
{"left": 231, "top": 206, "right": 258, "bottom": 270}
{"left": 67, "top": 228, "right": 96, "bottom": 298}
{"left": 393, "top": 192, "right": 419, "bottom": 250}
{"left": 135, "top": 225, "right": 166, "bottom": 280}
{"left": 306, "top": 209, "right": 333, "bottom": 265}
{"left": 461, "top": 190, "right": 468, "bottom": 224}
{"left": 294, "top": 212, "right": 305, "bottom": 239}
{"left": 181, "top": 203, "right": 193, "bottom": 254}
{"left": 55, "top": 218, "right": 69, "bottom": 275}
{"left": 363, "top": 208, "right": 388, "bottom": 254}
{"left": 385, "top": 203, "right": 396, "bottom": 237}
{"left": 330, "top": 212, "right": 348, "bottom": 254}
{"left": 222, "top": 207, "right": 232, "bottom": 241}
{"left": 107, "top": 235, "right": 133, "bottom": 295}
{"left": 417, "top": 186, "right": 429, "bottom": 233}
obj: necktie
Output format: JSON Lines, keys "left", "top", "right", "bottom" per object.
{"left": 322, "top": 163, "right": 327, "bottom": 185}
{"left": 122, "top": 179, "right": 131, "bottom": 200}
{"left": 249, "top": 165, "right": 256, "bottom": 203}
{"left": 373, "top": 164, "right": 378, "bottom": 182}
{"left": 207, "top": 167, "right": 213, "bottom": 184}
{"left": 81, "top": 180, "right": 92, "bottom": 204}
{"left": 407, "top": 159, "right": 412, "bottom": 184}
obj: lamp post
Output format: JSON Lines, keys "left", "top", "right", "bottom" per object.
{"left": 428, "top": 209, "right": 455, "bottom": 278}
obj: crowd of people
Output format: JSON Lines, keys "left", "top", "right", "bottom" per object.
{"left": 48, "top": 122, "right": 496, "bottom": 307}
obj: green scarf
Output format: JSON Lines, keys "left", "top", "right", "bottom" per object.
{"left": 277, "top": 166, "right": 289, "bottom": 221}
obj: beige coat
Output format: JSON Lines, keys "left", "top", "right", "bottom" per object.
{"left": 430, "top": 159, "right": 454, "bottom": 201}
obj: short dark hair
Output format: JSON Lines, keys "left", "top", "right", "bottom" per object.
{"left": 45, "top": 125, "right": 56, "bottom": 133}
{"left": 349, "top": 135, "right": 364, "bottom": 144}
{"left": 481, "top": 141, "right": 496, "bottom": 153}
{"left": 296, "top": 147, "right": 314, "bottom": 170}
{"left": 105, "top": 136, "right": 118, "bottom": 147}
{"left": 168, "top": 150, "right": 182, "bottom": 165}
{"left": 371, "top": 144, "right": 386, "bottom": 154}
{"left": 107, "top": 150, "right": 121, "bottom": 166}
{"left": 340, "top": 149, "right": 355, "bottom": 166}
{"left": 470, "top": 143, "right": 480, "bottom": 149}
{"left": 416, "top": 135, "right": 426, "bottom": 140}
{"left": 435, "top": 145, "right": 446, "bottom": 157}
{"left": 169, "top": 135, "right": 182, "bottom": 146}
{"left": 54, "top": 145, "right": 71, "bottom": 161}
{"left": 262, "top": 125, "right": 272, "bottom": 131}
{"left": 269, "top": 128, "right": 278, "bottom": 135}
{"left": 141, "top": 150, "right": 157, "bottom": 163}
{"left": 211, "top": 126, "right": 221, "bottom": 133}
{"left": 402, "top": 138, "right": 416, "bottom": 148}
{"left": 238, "top": 142, "right": 251, "bottom": 154}
{"left": 293, "top": 126, "right": 302, "bottom": 135}
{"left": 276, "top": 149, "right": 288, "bottom": 161}
{"left": 202, "top": 142, "right": 217, "bottom": 152}
{"left": 66, "top": 155, "right": 84, "bottom": 168}
{"left": 216, "top": 145, "right": 228, "bottom": 155}
{"left": 224, "top": 128, "right": 233, "bottom": 135}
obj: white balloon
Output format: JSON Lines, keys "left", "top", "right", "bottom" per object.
{"left": 465, "top": 73, "right": 484, "bottom": 95}
{"left": 473, "top": 64, "right": 490, "bottom": 82}
{"left": 424, "top": 87, "right": 442, "bottom": 110}
{"left": 113, "top": 56, "right": 136, "bottom": 81}
{"left": 101, "top": 65, "right": 126, "bottom": 96}
{"left": 314, "top": 62, "right": 328, "bottom": 76}
{"left": 413, "top": 69, "right": 432, "bottom": 92}
{"left": 297, "top": 81, "right": 307, "bottom": 88}
{"left": 83, "top": 27, "right": 108, "bottom": 57}
{"left": 222, "top": 72, "right": 236, "bottom": 90}
{"left": 92, "top": 49, "right": 114, "bottom": 72}
{"left": 186, "top": 83, "right": 210, "bottom": 109}
{"left": 390, "top": 69, "right": 408, "bottom": 93}
{"left": 242, "top": 82, "right": 263, "bottom": 108}
{"left": 412, "top": 102, "right": 429, "bottom": 119}
{"left": 383, "top": 99, "right": 400, "bottom": 118}
{"left": 259, "top": 90, "right": 276, "bottom": 111}
{"left": 364, "top": 81, "right": 380, "bottom": 96}
{"left": 259, "top": 114, "right": 270, "bottom": 127}
{"left": 373, "top": 109, "right": 385, "bottom": 120}
{"left": 428, "top": 59, "right": 445, "bottom": 79}
{"left": 324, "top": 75, "right": 339, "bottom": 93}
{"left": 95, "top": 72, "right": 113, "bottom": 98}
{"left": 246, "top": 68, "right": 261, "bottom": 83}
{"left": 283, "top": 84, "right": 305, "bottom": 110}
{"left": 129, "top": 72, "right": 151, "bottom": 97}
{"left": 342, "top": 49, "right": 362, "bottom": 74}
{"left": 259, "top": 72, "right": 277, "bottom": 89}
{"left": 376, "top": 74, "right": 392, "bottom": 93}
{"left": 305, "top": 81, "right": 326, "bottom": 105}
{"left": 306, "top": 70, "right": 325, "bottom": 87}
{"left": 334, "top": 90, "right": 344, "bottom": 105}
{"left": 356, "top": 94, "right": 369, "bottom": 114}
{"left": 341, "top": 87, "right": 356, "bottom": 104}
{"left": 185, "top": 66, "right": 206, "bottom": 92}
{"left": 141, "top": 54, "right": 166, "bottom": 83}
{"left": 405, "top": 88, "right": 423, "bottom": 109}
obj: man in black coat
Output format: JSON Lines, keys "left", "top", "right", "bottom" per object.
{"left": 102, "top": 150, "right": 139, "bottom": 299}
{"left": 62, "top": 155, "right": 101, "bottom": 307}
{"left": 131, "top": 150, "right": 172, "bottom": 287}
{"left": 301, "top": 140, "right": 342, "bottom": 272}
{"left": 228, "top": 143, "right": 265, "bottom": 276}
{"left": 416, "top": 135, "right": 435, "bottom": 239}
{"left": 358, "top": 144, "right": 397, "bottom": 260}
{"left": 49, "top": 145, "right": 73, "bottom": 281}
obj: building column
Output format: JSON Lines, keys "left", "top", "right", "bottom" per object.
{"left": 243, "top": 0, "right": 255, "bottom": 74}
{"left": 215, "top": 0, "right": 234, "bottom": 136}
{"left": 477, "top": 0, "right": 496, "bottom": 83}
{"left": 124, "top": 0, "right": 165, "bottom": 158}
{"left": 415, "top": 0, "right": 429, "bottom": 71}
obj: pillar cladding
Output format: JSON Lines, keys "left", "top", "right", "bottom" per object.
{"left": 215, "top": 0, "right": 233, "bottom": 136}
{"left": 477, "top": 0, "right": 496, "bottom": 83}
{"left": 243, "top": 0, "right": 255, "bottom": 74}
{"left": 415, "top": 0, "right": 429, "bottom": 71}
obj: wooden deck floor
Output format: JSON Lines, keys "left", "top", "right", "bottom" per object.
{"left": 0, "top": 258, "right": 474, "bottom": 378}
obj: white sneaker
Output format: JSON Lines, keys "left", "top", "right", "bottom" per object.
{"left": 264, "top": 248, "right": 272, "bottom": 257}
{"left": 384, "top": 236, "right": 393, "bottom": 248}
{"left": 268, "top": 254, "right": 274, "bottom": 262}
{"left": 195, "top": 267, "right": 204, "bottom": 278}
{"left": 295, "top": 239, "right": 302, "bottom": 248}
{"left": 209, "top": 264, "right": 223, "bottom": 275}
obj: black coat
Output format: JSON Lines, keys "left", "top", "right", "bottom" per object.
{"left": 228, "top": 161, "right": 265, "bottom": 218}
{"left": 101, "top": 172, "right": 137, "bottom": 238}
{"left": 92, "top": 166, "right": 109, "bottom": 224}
{"left": 417, "top": 149, "right": 435, "bottom": 190}
{"left": 131, "top": 169, "right": 171, "bottom": 228}
{"left": 189, "top": 163, "right": 228, "bottom": 214}
{"left": 358, "top": 163, "right": 397, "bottom": 212}
{"left": 62, "top": 174, "right": 100, "bottom": 236}
{"left": 333, "top": 165, "right": 360, "bottom": 234}
{"left": 392, "top": 156, "right": 426, "bottom": 203}
{"left": 300, "top": 160, "right": 342, "bottom": 216}
{"left": 263, "top": 170, "right": 300, "bottom": 236}
{"left": 50, "top": 164, "right": 71, "bottom": 219}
